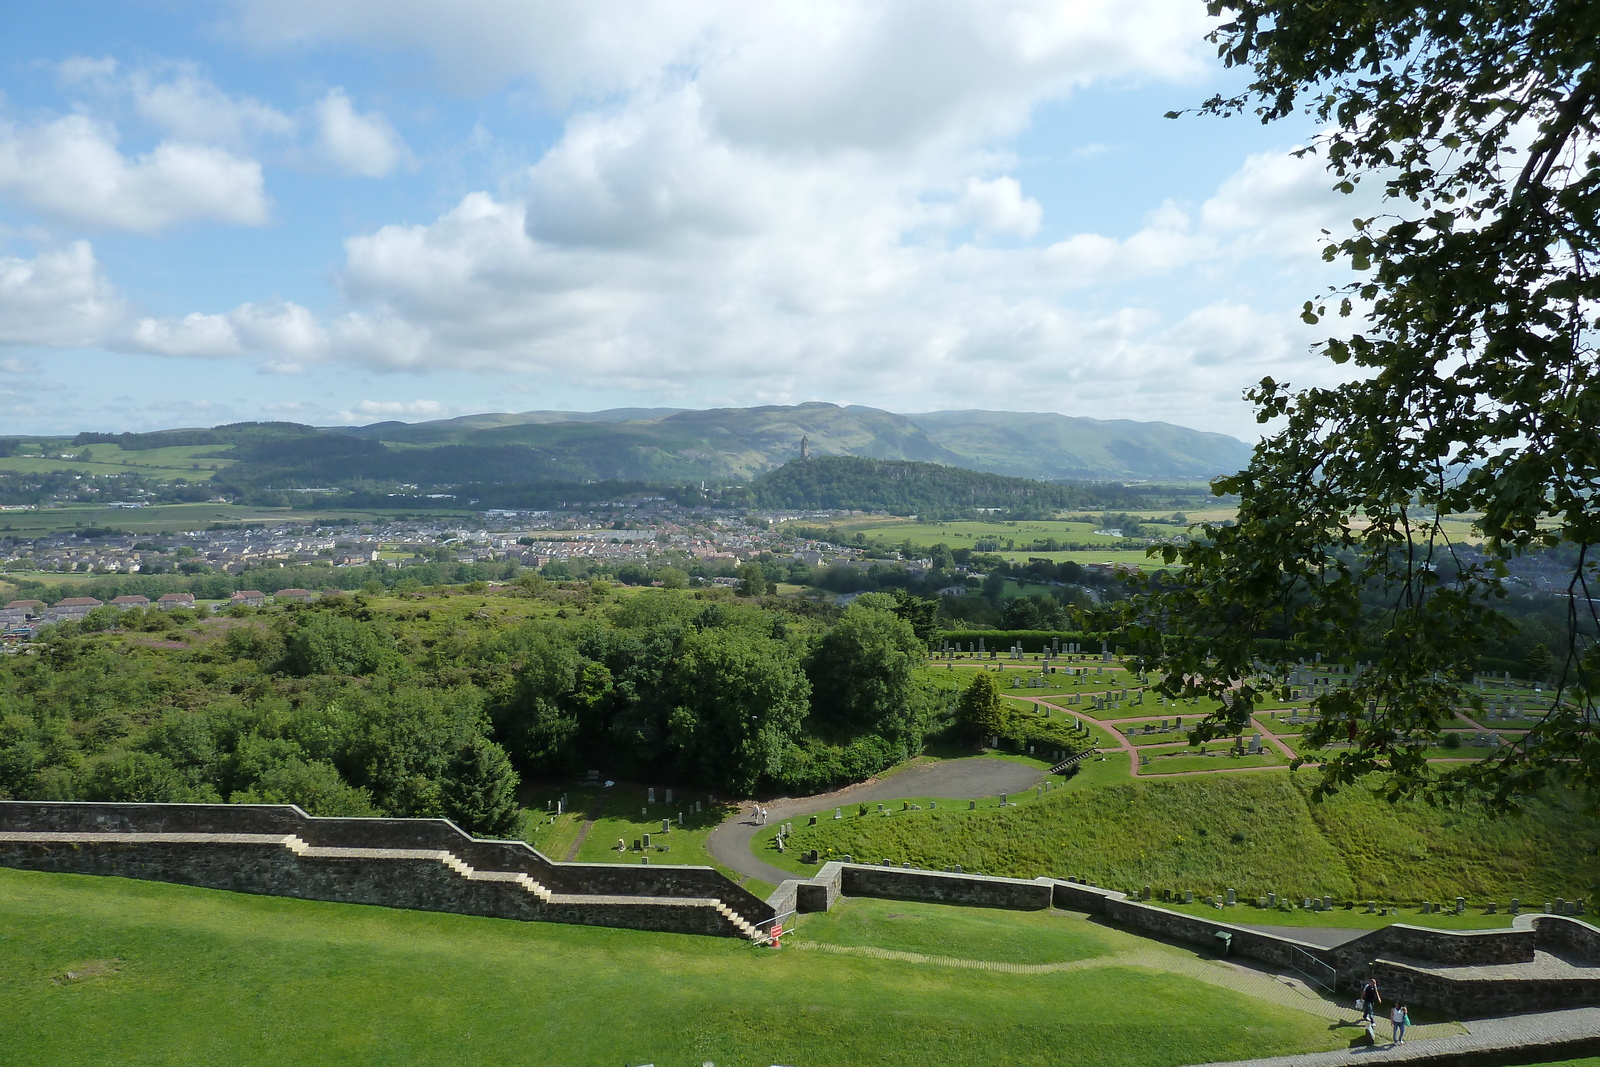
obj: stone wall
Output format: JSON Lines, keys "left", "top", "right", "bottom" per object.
{"left": 0, "top": 801, "right": 773, "bottom": 936}
{"left": 839, "top": 864, "right": 1054, "bottom": 910}
{"left": 1372, "top": 957, "right": 1600, "bottom": 1018}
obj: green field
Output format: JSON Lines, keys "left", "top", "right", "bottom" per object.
{"left": 0, "top": 442, "right": 244, "bottom": 481}
{"left": 0, "top": 503, "right": 472, "bottom": 536}
{"left": 0, "top": 867, "right": 1346, "bottom": 1067}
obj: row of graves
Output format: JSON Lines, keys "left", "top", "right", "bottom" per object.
{"left": 937, "top": 637, "right": 1115, "bottom": 663}
{"left": 1137, "top": 732, "right": 1269, "bottom": 769}
{"left": 1137, "top": 884, "right": 1587, "bottom": 919}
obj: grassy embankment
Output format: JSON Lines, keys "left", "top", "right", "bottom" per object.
{"left": 751, "top": 772, "right": 1600, "bottom": 917}
{"left": 0, "top": 866, "right": 1346, "bottom": 1067}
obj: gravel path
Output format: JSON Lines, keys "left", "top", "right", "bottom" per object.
{"left": 706, "top": 757, "right": 1045, "bottom": 885}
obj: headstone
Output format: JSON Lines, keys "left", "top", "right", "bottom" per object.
{"left": 662, "top": 819, "right": 670, "bottom": 833}
{"left": 1511, "top": 897, "right": 1521, "bottom": 914}
{"left": 809, "top": 815, "right": 817, "bottom": 826}
{"left": 647, "top": 787, "right": 655, "bottom": 804}
{"left": 969, "top": 800, "right": 977, "bottom": 810}
{"left": 1323, "top": 895, "right": 1332, "bottom": 910}
{"left": 642, "top": 833, "right": 651, "bottom": 848}
{"left": 1000, "top": 793, "right": 1008, "bottom": 806}
{"left": 1142, "top": 885, "right": 1152, "bottom": 901}
{"left": 1456, "top": 895, "right": 1466, "bottom": 914}
{"left": 835, "top": 807, "right": 842, "bottom": 819}
{"left": 1268, "top": 892, "right": 1277, "bottom": 907}
{"left": 665, "top": 788, "right": 673, "bottom": 804}
{"left": 677, "top": 812, "right": 683, "bottom": 825}
{"left": 640, "top": 856, "right": 648, "bottom": 864}
{"left": 1183, "top": 890, "right": 1194, "bottom": 904}
{"left": 1225, "top": 888, "right": 1235, "bottom": 905}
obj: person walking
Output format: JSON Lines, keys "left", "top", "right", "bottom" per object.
{"left": 1359, "top": 978, "right": 1381, "bottom": 1023}
{"left": 1390, "top": 1004, "right": 1409, "bottom": 1045}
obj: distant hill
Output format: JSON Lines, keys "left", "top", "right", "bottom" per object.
{"left": 904, "top": 410, "right": 1252, "bottom": 481}
{"left": 323, "top": 402, "right": 1249, "bottom": 483}
{"left": 733, "top": 456, "right": 1132, "bottom": 513}
{"left": 51, "top": 405, "right": 1250, "bottom": 502}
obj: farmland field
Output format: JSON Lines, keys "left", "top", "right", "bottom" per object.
{"left": 0, "top": 443, "right": 239, "bottom": 481}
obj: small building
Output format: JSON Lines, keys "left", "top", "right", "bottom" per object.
{"left": 157, "top": 593, "right": 196, "bottom": 611}
{"left": 111, "top": 595, "right": 151, "bottom": 610}
{"left": 231, "top": 590, "right": 267, "bottom": 607}
{"left": 5, "top": 600, "right": 45, "bottom": 617}
{"left": 274, "top": 588, "right": 317, "bottom": 604}
{"left": 50, "top": 597, "right": 104, "bottom": 621}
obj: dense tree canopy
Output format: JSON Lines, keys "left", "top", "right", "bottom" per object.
{"left": 1138, "top": 0, "right": 1600, "bottom": 805}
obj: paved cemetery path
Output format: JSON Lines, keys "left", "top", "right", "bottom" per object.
{"left": 707, "top": 757, "right": 1047, "bottom": 886}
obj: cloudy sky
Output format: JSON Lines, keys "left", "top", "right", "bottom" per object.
{"left": 0, "top": 1, "right": 1359, "bottom": 438}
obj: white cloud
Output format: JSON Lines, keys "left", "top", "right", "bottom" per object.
{"left": 0, "top": 242, "right": 123, "bottom": 346}
{"left": 125, "top": 300, "right": 328, "bottom": 365}
{"left": 338, "top": 399, "right": 450, "bottom": 421}
{"left": 959, "top": 176, "right": 1041, "bottom": 237}
{"left": 128, "top": 312, "right": 241, "bottom": 357}
{"left": 130, "top": 68, "right": 295, "bottom": 148}
{"left": 313, "top": 88, "right": 408, "bottom": 177}
{"left": 0, "top": 114, "right": 270, "bottom": 233}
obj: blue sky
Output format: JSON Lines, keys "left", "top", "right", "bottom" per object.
{"left": 0, "top": 1, "right": 1355, "bottom": 437}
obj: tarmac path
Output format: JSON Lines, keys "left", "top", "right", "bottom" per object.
{"left": 706, "top": 756, "right": 1046, "bottom": 886}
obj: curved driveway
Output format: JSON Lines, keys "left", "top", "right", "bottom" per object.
{"left": 707, "top": 757, "right": 1045, "bottom": 886}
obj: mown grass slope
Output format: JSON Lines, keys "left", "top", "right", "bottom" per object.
{"left": 772, "top": 773, "right": 1600, "bottom": 902}
{"left": 0, "top": 867, "right": 1341, "bottom": 1067}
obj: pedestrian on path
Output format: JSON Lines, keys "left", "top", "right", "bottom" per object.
{"left": 1359, "top": 978, "right": 1381, "bottom": 1023}
{"left": 1390, "top": 1004, "right": 1408, "bottom": 1045}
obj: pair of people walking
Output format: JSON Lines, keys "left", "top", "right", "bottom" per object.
{"left": 750, "top": 804, "right": 768, "bottom": 825}
{"left": 1357, "top": 979, "right": 1408, "bottom": 1044}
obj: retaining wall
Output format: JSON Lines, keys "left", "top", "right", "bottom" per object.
{"left": 772, "top": 862, "right": 1600, "bottom": 1015}
{"left": 0, "top": 801, "right": 773, "bottom": 936}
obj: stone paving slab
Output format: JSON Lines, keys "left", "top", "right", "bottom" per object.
{"left": 1184, "top": 1006, "right": 1600, "bottom": 1067}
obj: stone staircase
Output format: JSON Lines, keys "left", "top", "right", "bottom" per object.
{"left": 0, "top": 827, "right": 768, "bottom": 942}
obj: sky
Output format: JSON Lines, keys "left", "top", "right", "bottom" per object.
{"left": 0, "top": 0, "right": 1364, "bottom": 439}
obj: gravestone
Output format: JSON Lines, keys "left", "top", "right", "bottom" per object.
{"left": 1142, "top": 885, "right": 1152, "bottom": 901}
{"left": 1000, "top": 793, "right": 1008, "bottom": 806}
{"left": 617, "top": 838, "right": 625, "bottom": 851}
{"left": 662, "top": 819, "right": 670, "bottom": 834}
{"left": 969, "top": 800, "right": 977, "bottom": 810}
{"left": 640, "top": 856, "right": 648, "bottom": 864}
{"left": 1225, "top": 888, "right": 1235, "bottom": 905}
{"left": 1323, "top": 895, "right": 1333, "bottom": 910}
{"left": 677, "top": 812, "right": 683, "bottom": 825}
{"left": 835, "top": 808, "right": 842, "bottom": 820}
{"left": 1183, "top": 890, "right": 1194, "bottom": 904}
{"left": 647, "top": 787, "right": 655, "bottom": 804}
{"left": 1456, "top": 895, "right": 1466, "bottom": 914}
{"left": 665, "top": 788, "right": 673, "bottom": 804}
{"left": 809, "top": 815, "right": 817, "bottom": 826}
{"left": 642, "top": 833, "right": 651, "bottom": 849}
{"left": 1268, "top": 892, "right": 1277, "bottom": 906}
{"left": 1511, "top": 897, "right": 1520, "bottom": 914}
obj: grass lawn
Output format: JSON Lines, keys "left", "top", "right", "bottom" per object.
{"left": 792, "top": 896, "right": 1116, "bottom": 964}
{"left": 0, "top": 867, "right": 1342, "bottom": 1067}
{"left": 1139, "top": 752, "right": 1286, "bottom": 774}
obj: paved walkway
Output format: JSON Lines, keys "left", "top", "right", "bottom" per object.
{"left": 706, "top": 757, "right": 1045, "bottom": 885}
{"left": 1183, "top": 1006, "right": 1600, "bottom": 1067}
